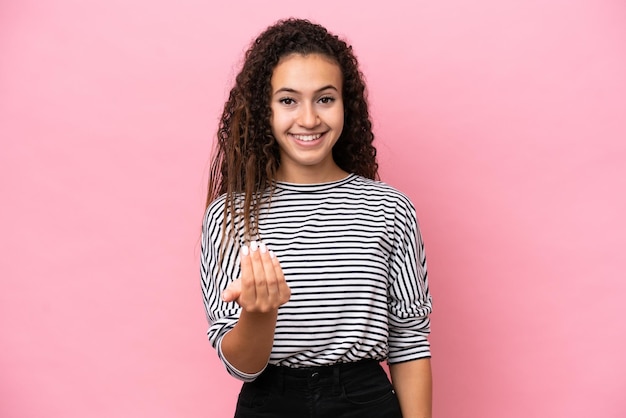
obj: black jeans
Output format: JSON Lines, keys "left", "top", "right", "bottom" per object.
{"left": 233, "top": 360, "right": 402, "bottom": 418}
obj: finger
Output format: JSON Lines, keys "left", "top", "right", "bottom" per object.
{"left": 239, "top": 244, "right": 253, "bottom": 285}
{"left": 238, "top": 244, "right": 257, "bottom": 304}
{"left": 270, "top": 250, "right": 291, "bottom": 303}
{"left": 259, "top": 243, "right": 279, "bottom": 300}
{"left": 222, "top": 278, "right": 242, "bottom": 302}
{"left": 249, "top": 240, "right": 268, "bottom": 299}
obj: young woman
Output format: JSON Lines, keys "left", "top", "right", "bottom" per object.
{"left": 201, "top": 18, "right": 433, "bottom": 417}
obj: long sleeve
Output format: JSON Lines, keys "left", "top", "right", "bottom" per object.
{"left": 200, "top": 197, "right": 263, "bottom": 381}
{"left": 200, "top": 175, "right": 433, "bottom": 378}
{"left": 386, "top": 196, "right": 433, "bottom": 364}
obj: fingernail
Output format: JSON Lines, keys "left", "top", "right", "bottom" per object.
{"left": 259, "top": 243, "right": 267, "bottom": 253}
{"left": 221, "top": 290, "right": 230, "bottom": 301}
{"left": 241, "top": 245, "right": 249, "bottom": 256}
{"left": 269, "top": 250, "right": 275, "bottom": 259}
{"left": 250, "top": 241, "right": 258, "bottom": 252}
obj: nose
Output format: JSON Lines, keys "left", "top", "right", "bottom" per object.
{"left": 297, "top": 103, "right": 320, "bottom": 128}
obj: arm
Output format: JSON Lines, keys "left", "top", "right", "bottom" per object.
{"left": 220, "top": 241, "right": 291, "bottom": 374}
{"left": 389, "top": 358, "right": 432, "bottom": 418}
{"left": 387, "top": 197, "right": 433, "bottom": 416}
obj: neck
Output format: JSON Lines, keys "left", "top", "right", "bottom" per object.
{"left": 276, "top": 163, "right": 348, "bottom": 184}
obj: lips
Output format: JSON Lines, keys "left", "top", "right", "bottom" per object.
{"left": 291, "top": 133, "right": 323, "bottom": 142}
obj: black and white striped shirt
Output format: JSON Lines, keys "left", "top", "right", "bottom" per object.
{"left": 201, "top": 174, "right": 432, "bottom": 381}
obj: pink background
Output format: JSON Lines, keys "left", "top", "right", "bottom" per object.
{"left": 2, "top": 0, "right": 625, "bottom": 417}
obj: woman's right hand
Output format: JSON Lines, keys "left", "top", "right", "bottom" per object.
{"left": 222, "top": 241, "right": 291, "bottom": 312}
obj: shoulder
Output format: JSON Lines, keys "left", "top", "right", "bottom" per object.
{"left": 349, "top": 175, "right": 416, "bottom": 212}
{"left": 203, "top": 194, "right": 228, "bottom": 227}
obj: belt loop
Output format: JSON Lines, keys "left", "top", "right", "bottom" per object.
{"left": 332, "top": 363, "right": 341, "bottom": 396}
{"left": 277, "top": 365, "right": 285, "bottom": 394}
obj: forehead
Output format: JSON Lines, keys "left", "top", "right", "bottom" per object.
{"left": 271, "top": 53, "right": 342, "bottom": 91}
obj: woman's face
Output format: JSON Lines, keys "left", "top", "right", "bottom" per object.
{"left": 269, "top": 53, "right": 345, "bottom": 183}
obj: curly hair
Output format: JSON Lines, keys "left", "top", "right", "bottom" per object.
{"left": 206, "top": 18, "right": 378, "bottom": 242}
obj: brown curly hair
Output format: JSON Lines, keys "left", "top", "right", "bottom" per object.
{"left": 206, "top": 18, "right": 378, "bottom": 242}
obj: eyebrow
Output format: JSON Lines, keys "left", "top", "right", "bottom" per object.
{"left": 273, "top": 85, "right": 339, "bottom": 95}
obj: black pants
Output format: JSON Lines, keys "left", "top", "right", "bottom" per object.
{"left": 234, "top": 360, "right": 402, "bottom": 418}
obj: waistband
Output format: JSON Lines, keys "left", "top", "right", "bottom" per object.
{"left": 264, "top": 359, "right": 380, "bottom": 379}
{"left": 251, "top": 359, "right": 386, "bottom": 394}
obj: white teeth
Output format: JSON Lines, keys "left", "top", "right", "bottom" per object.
{"left": 292, "top": 133, "right": 322, "bottom": 142}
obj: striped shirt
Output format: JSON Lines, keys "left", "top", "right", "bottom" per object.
{"left": 201, "top": 174, "right": 432, "bottom": 381}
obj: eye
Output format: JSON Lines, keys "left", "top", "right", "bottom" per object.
{"left": 318, "top": 96, "right": 335, "bottom": 104}
{"left": 279, "top": 97, "right": 296, "bottom": 105}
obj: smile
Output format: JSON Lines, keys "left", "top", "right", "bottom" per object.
{"left": 291, "top": 133, "right": 323, "bottom": 142}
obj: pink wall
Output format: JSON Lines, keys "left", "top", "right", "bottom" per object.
{"left": 2, "top": 1, "right": 625, "bottom": 417}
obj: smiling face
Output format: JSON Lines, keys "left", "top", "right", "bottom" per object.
{"left": 270, "top": 53, "right": 346, "bottom": 183}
